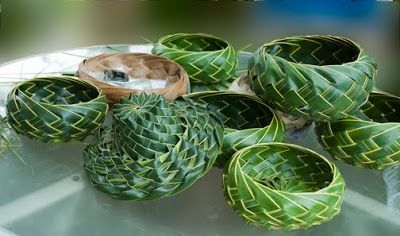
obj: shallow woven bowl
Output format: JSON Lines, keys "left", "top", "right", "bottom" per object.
{"left": 316, "top": 92, "right": 400, "bottom": 170}
{"left": 184, "top": 91, "right": 285, "bottom": 168}
{"left": 223, "top": 143, "right": 345, "bottom": 230}
{"left": 84, "top": 93, "right": 224, "bottom": 200}
{"left": 76, "top": 53, "right": 190, "bottom": 103}
{"left": 6, "top": 76, "right": 108, "bottom": 143}
{"left": 249, "top": 35, "right": 377, "bottom": 121}
{"left": 152, "top": 33, "right": 238, "bottom": 85}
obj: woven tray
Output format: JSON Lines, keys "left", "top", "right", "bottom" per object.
{"left": 76, "top": 53, "right": 190, "bottom": 103}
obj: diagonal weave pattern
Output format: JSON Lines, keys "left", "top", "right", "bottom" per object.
{"left": 76, "top": 53, "right": 190, "bottom": 103}
{"left": 249, "top": 35, "right": 377, "bottom": 121}
{"left": 184, "top": 91, "right": 285, "bottom": 168}
{"left": 152, "top": 33, "right": 238, "bottom": 87}
{"left": 223, "top": 143, "right": 345, "bottom": 230}
{"left": 316, "top": 92, "right": 400, "bottom": 170}
{"left": 6, "top": 76, "right": 108, "bottom": 143}
{"left": 84, "top": 93, "right": 224, "bottom": 200}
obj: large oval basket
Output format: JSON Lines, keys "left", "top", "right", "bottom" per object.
{"left": 316, "top": 92, "right": 400, "bottom": 170}
{"left": 76, "top": 53, "right": 190, "bottom": 103}
{"left": 249, "top": 35, "right": 377, "bottom": 121}
{"left": 184, "top": 91, "right": 285, "bottom": 168}
{"left": 223, "top": 143, "right": 345, "bottom": 230}
{"left": 152, "top": 33, "right": 238, "bottom": 86}
{"left": 6, "top": 76, "right": 108, "bottom": 143}
{"left": 84, "top": 93, "right": 224, "bottom": 200}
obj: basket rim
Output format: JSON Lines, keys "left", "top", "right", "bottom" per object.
{"left": 157, "top": 33, "right": 233, "bottom": 53}
{"left": 257, "top": 34, "right": 368, "bottom": 68}
{"left": 324, "top": 92, "right": 400, "bottom": 125}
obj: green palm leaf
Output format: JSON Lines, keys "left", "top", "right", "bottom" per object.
{"left": 249, "top": 35, "right": 377, "bottom": 121}
{"left": 84, "top": 93, "right": 224, "bottom": 200}
{"left": 223, "top": 143, "right": 345, "bottom": 230}
{"left": 6, "top": 76, "right": 108, "bottom": 143}
{"left": 184, "top": 91, "right": 285, "bottom": 168}
{"left": 152, "top": 33, "right": 238, "bottom": 91}
{"left": 316, "top": 92, "right": 400, "bottom": 170}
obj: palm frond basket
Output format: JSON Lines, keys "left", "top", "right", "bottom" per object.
{"left": 83, "top": 93, "right": 224, "bottom": 200}
{"left": 316, "top": 92, "right": 400, "bottom": 170}
{"left": 76, "top": 53, "right": 190, "bottom": 103}
{"left": 152, "top": 33, "right": 238, "bottom": 89}
{"left": 249, "top": 35, "right": 377, "bottom": 121}
{"left": 184, "top": 91, "right": 285, "bottom": 168}
{"left": 223, "top": 143, "right": 345, "bottom": 230}
{"left": 6, "top": 76, "right": 108, "bottom": 143}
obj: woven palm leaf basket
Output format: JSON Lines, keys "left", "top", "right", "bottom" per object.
{"left": 229, "top": 75, "right": 314, "bottom": 140}
{"left": 76, "top": 53, "right": 190, "bottom": 103}
{"left": 316, "top": 92, "right": 400, "bottom": 170}
{"left": 6, "top": 76, "right": 108, "bottom": 143}
{"left": 248, "top": 35, "right": 377, "bottom": 121}
{"left": 184, "top": 91, "right": 285, "bottom": 168}
{"left": 152, "top": 33, "right": 238, "bottom": 90}
{"left": 223, "top": 143, "right": 345, "bottom": 230}
{"left": 83, "top": 92, "right": 224, "bottom": 200}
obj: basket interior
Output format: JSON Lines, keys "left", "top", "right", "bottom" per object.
{"left": 162, "top": 35, "right": 228, "bottom": 52}
{"left": 265, "top": 36, "right": 360, "bottom": 66}
{"left": 188, "top": 94, "right": 273, "bottom": 130}
{"left": 240, "top": 145, "right": 333, "bottom": 193}
{"left": 83, "top": 54, "right": 184, "bottom": 87}
{"left": 18, "top": 78, "right": 99, "bottom": 105}
{"left": 361, "top": 93, "right": 400, "bottom": 123}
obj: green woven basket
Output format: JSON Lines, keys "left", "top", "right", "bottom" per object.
{"left": 249, "top": 35, "right": 377, "bottom": 121}
{"left": 223, "top": 143, "right": 345, "bottom": 230}
{"left": 84, "top": 93, "right": 224, "bottom": 200}
{"left": 184, "top": 91, "right": 285, "bottom": 168}
{"left": 6, "top": 76, "right": 108, "bottom": 143}
{"left": 152, "top": 33, "right": 238, "bottom": 90}
{"left": 316, "top": 92, "right": 400, "bottom": 170}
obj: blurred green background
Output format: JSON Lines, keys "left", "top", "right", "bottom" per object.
{"left": 0, "top": 0, "right": 399, "bottom": 95}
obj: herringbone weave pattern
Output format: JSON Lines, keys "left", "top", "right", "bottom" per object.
{"left": 316, "top": 92, "right": 400, "bottom": 170}
{"left": 184, "top": 91, "right": 285, "bottom": 168}
{"left": 223, "top": 143, "right": 345, "bottom": 230}
{"left": 152, "top": 33, "right": 238, "bottom": 88}
{"left": 84, "top": 93, "right": 224, "bottom": 200}
{"left": 249, "top": 35, "right": 377, "bottom": 121}
{"left": 6, "top": 76, "right": 108, "bottom": 143}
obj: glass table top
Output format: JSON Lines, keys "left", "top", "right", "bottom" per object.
{"left": 0, "top": 45, "right": 399, "bottom": 236}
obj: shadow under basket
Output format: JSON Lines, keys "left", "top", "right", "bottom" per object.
{"left": 76, "top": 53, "right": 190, "bottom": 103}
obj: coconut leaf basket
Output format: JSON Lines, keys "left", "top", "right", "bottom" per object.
{"left": 152, "top": 33, "right": 238, "bottom": 91}
{"left": 248, "top": 35, "right": 377, "bottom": 121}
{"left": 184, "top": 91, "right": 285, "bottom": 168}
{"left": 316, "top": 92, "right": 400, "bottom": 170}
{"left": 76, "top": 53, "right": 190, "bottom": 103}
{"left": 83, "top": 92, "right": 224, "bottom": 200}
{"left": 223, "top": 143, "right": 345, "bottom": 230}
{"left": 6, "top": 76, "right": 108, "bottom": 143}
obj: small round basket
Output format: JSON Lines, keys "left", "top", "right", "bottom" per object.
{"left": 184, "top": 91, "right": 285, "bottom": 168}
{"left": 6, "top": 76, "right": 108, "bottom": 143}
{"left": 249, "top": 35, "right": 377, "bottom": 121}
{"left": 223, "top": 143, "right": 345, "bottom": 230}
{"left": 84, "top": 92, "right": 224, "bottom": 200}
{"left": 316, "top": 92, "right": 400, "bottom": 170}
{"left": 152, "top": 33, "right": 238, "bottom": 86}
{"left": 76, "top": 53, "right": 190, "bottom": 103}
